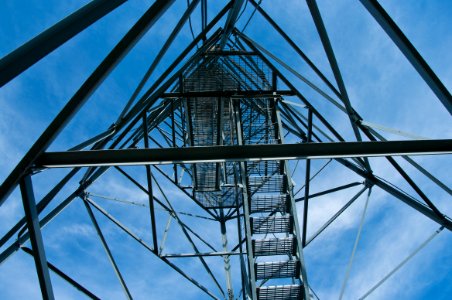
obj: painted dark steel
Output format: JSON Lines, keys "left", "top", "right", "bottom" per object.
{"left": 220, "top": 0, "right": 245, "bottom": 48}
{"left": 20, "top": 175, "right": 55, "bottom": 300}
{"left": 162, "top": 90, "right": 294, "bottom": 98}
{"left": 248, "top": 0, "right": 341, "bottom": 98}
{"left": 360, "top": 0, "right": 452, "bottom": 115}
{"left": 306, "top": 0, "right": 369, "bottom": 169}
{"left": 143, "top": 115, "right": 159, "bottom": 254}
{"left": 302, "top": 109, "right": 313, "bottom": 246}
{"left": 36, "top": 139, "right": 452, "bottom": 168}
{"left": 21, "top": 247, "right": 100, "bottom": 300}
{"left": 0, "top": 0, "right": 175, "bottom": 205}
{"left": 0, "top": 0, "right": 127, "bottom": 87}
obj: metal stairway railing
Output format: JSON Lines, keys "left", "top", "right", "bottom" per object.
{"left": 238, "top": 98, "right": 306, "bottom": 300}
{"left": 181, "top": 52, "right": 308, "bottom": 299}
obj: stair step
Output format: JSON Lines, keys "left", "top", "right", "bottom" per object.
{"left": 253, "top": 237, "right": 296, "bottom": 256}
{"left": 248, "top": 175, "right": 285, "bottom": 193}
{"left": 251, "top": 195, "right": 289, "bottom": 213}
{"left": 247, "top": 161, "right": 281, "bottom": 175}
{"left": 251, "top": 215, "right": 293, "bottom": 234}
{"left": 255, "top": 260, "right": 300, "bottom": 280}
{"left": 257, "top": 284, "right": 303, "bottom": 300}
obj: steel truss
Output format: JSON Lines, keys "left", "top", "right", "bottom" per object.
{"left": 0, "top": 1, "right": 450, "bottom": 299}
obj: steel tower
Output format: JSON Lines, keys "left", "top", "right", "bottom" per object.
{"left": 0, "top": 1, "right": 451, "bottom": 299}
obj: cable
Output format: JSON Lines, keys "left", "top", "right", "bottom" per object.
{"left": 294, "top": 159, "right": 332, "bottom": 196}
{"left": 359, "top": 226, "right": 444, "bottom": 299}
{"left": 241, "top": 0, "right": 261, "bottom": 33}
{"left": 236, "top": 0, "right": 249, "bottom": 24}
{"left": 338, "top": 187, "right": 372, "bottom": 300}
{"left": 186, "top": 0, "right": 198, "bottom": 49}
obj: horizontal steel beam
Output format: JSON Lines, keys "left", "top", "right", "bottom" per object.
{"left": 36, "top": 139, "right": 452, "bottom": 168}
{"left": 161, "top": 90, "right": 295, "bottom": 98}
{"left": 204, "top": 50, "right": 257, "bottom": 56}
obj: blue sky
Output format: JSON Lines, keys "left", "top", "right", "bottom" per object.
{"left": 0, "top": 0, "right": 451, "bottom": 299}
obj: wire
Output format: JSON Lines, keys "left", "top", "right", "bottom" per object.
{"left": 88, "top": 192, "right": 216, "bottom": 221}
{"left": 338, "top": 187, "right": 372, "bottom": 300}
{"left": 359, "top": 226, "right": 444, "bottom": 299}
{"left": 186, "top": 0, "right": 198, "bottom": 49}
{"left": 294, "top": 159, "right": 332, "bottom": 196}
{"left": 235, "top": 0, "right": 249, "bottom": 24}
{"left": 241, "top": 0, "right": 262, "bottom": 33}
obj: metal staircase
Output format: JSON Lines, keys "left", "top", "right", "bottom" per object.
{"left": 180, "top": 50, "right": 308, "bottom": 299}
{"left": 238, "top": 98, "right": 307, "bottom": 299}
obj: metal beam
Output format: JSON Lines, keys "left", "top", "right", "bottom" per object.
{"left": 201, "top": 0, "right": 207, "bottom": 42}
{"left": 143, "top": 115, "right": 159, "bottom": 254}
{"left": 19, "top": 175, "right": 55, "bottom": 300}
{"left": 21, "top": 247, "right": 100, "bottom": 300}
{"left": 360, "top": 0, "right": 452, "bottom": 115}
{"left": 248, "top": 0, "right": 341, "bottom": 98}
{"left": 306, "top": 0, "right": 370, "bottom": 171}
{"left": 0, "top": 0, "right": 175, "bottom": 205}
{"left": 36, "top": 139, "right": 452, "bottom": 168}
{"left": 84, "top": 197, "right": 218, "bottom": 299}
{"left": 219, "top": 0, "right": 245, "bottom": 48}
{"left": 117, "top": 0, "right": 201, "bottom": 121}
{"left": 83, "top": 199, "right": 133, "bottom": 299}
{"left": 162, "top": 90, "right": 294, "bottom": 98}
{"left": 0, "top": 0, "right": 126, "bottom": 87}
{"left": 302, "top": 109, "right": 313, "bottom": 247}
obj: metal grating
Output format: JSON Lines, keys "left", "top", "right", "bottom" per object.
{"left": 251, "top": 215, "right": 293, "bottom": 234}
{"left": 257, "top": 285, "right": 303, "bottom": 300}
{"left": 194, "top": 186, "right": 243, "bottom": 208}
{"left": 250, "top": 194, "right": 289, "bottom": 213}
{"left": 241, "top": 99, "right": 279, "bottom": 145}
{"left": 183, "top": 54, "right": 272, "bottom": 92}
{"left": 248, "top": 175, "right": 285, "bottom": 194}
{"left": 255, "top": 260, "right": 300, "bottom": 280}
{"left": 253, "top": 237, "right": 296, "bottom": 256}
{"left": 247, "top": 160, "right": 281, "bottom": 176}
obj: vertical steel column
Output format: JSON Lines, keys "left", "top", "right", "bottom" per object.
{"left": 360, "top": 0, "right": 452, "bottom": 115}
{"left": 230, "top": 99, "right": 249, "bottom": 300}
{"left": 274, "top": 102, "right": 311, "bottom": 300}
{"left": 201, "top": 0, "right": 208, "bottom": 42}
{"left": 171, "top": 101, "right": 178, "bottom": 184}
{"left": 19, "top": 175, "right": 55, "bottom": 300}
{"left": 216, "top": 97, "right": 225, "bottom": 190}
{"left": 233, "top": 99, "right": 257, "bottom": 299}
{"left": 143, "top": 114, "right": 159, "bottom": 254}
{"left": 302, "top": 109, "right": 313, "bottom": 246}
{"left": 220, "top": 209, "right": 234, "bottom": 300}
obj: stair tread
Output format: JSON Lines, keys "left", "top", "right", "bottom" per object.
{"left": 253, "top": 237, "right": 296, "bottom": 256}
{"left": 257, "top": 284, "right": 303, "bottom": 300}
{"left": 255, "top": 260, "right": 300, "bottom": 280}
{"left": 251, "top": 215, "right": 293, "bottom": 234}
